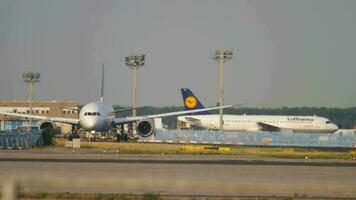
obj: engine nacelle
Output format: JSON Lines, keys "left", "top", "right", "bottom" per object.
{"left": 136, "top": 119, "right": 155, "bottom": 137}
{"left": 39, "top": 120, "right": 56, "bottom": 130}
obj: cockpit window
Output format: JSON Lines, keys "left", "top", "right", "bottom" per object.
{"left": 84, "top": 112, "right": 100, "bottom": 116}
{"left": 326, "top": 121, "right": 331, "bottom": 124}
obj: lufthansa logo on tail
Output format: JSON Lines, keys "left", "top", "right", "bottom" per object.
{"left": 185, "top": 96, "right": 197, "bottom": 109}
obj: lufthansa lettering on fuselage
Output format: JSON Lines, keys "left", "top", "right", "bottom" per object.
{"left": 287, "top": 117, "right": 314, "bottom": 122}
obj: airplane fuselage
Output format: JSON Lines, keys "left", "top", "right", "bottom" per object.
{"left": 78, "top": 101, "right": 115, "bottom": 131}
{"left": 178, "top": 115, "right": 339, "bottom": 133}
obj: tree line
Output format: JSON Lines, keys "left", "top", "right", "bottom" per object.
{"left": 114, "top": 106, "right": 356, "bottom": 129}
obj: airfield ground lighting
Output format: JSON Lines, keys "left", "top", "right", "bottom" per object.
{"left": 125, "top": 54, "right": 145, "bottom": 134}
{"left": 212, "top": 49, "right": 233, "bottom": 131}
{"left": 23, "top": 72, "right": 40, "bottom": 127}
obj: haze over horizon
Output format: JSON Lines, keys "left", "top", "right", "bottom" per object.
{"left": 0, "top": 0, "right": 355, "bottom": 108}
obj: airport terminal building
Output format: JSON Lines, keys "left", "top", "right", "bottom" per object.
{"left": 0, "top": 100, "right": 78, "bottom": 133}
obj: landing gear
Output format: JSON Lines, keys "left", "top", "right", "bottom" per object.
{"left": 69, "top": 125, "right": 81, "bottom": 141}
{"left": 116, "top": 125, "right": 128, "bottom": 142}
{"left": 71, "top": 124, "right": 80, "bottom": 133}
{"left": 116, "top": 133, "right": 128, "bottom": 142}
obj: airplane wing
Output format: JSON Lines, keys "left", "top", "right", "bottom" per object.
{"left": 0, "top": 111, "right": 79, "bottom": 125}
{"left": 256, "top": 122, "right": 281, "bottom": 132}
{"left": 110, "top": 106, "right": 147, "bottom": 114}
{"left": 112, "top": 105, "right": 232, "bottom": 125}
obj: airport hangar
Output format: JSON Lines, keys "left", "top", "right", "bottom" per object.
{"left": 0, "top": 100, "right": 78, "bottom": 133}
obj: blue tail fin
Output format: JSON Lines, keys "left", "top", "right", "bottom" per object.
{"left": 181, "top": 88, "right": 210, "bottom": 115}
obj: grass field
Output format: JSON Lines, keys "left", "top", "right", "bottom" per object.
{"left": 54, "top": 139, "right": 356, "bottom": 160}
{"left": 15, "top": 192, "right": 304, "bottom": 200}
{"left": 17, "top": 192, "right": 328, "bottom": 200}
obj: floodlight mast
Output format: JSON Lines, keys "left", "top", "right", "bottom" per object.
{"left": 22, "top": 72, "right": 40, "bottom": 128}
{"left": 212, "top": 50, "right": 233, "bottom": 131}
{"left": 125, "top": 54, "right": 145, "bottom": 134}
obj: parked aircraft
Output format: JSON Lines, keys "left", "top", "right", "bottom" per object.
{"left": 178, "top": 88, "right": 338, "bottom": 133}
{"left": 0, "top": 68, "right": 231, "bottom": 137}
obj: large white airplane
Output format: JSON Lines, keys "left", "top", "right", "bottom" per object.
{"left": 0, "top": 67, "right": 231, "bottom": 137}
{"left": 178, "top": 88, "right": 339, "bottom": 133}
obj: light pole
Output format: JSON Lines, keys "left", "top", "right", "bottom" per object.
{"left": 125, "top": 54, "right": 145, "bottom": 134}
{"left": 212, "top": 49, "right": 233, "bottom": 131}
{"left": 23, "top": 72, "right": 40, "bottom": 127}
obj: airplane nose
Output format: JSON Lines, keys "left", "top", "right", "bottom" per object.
{"left": 82, "top": 118, "right": 97, "bottom": 130}
{"left": 87, "top": 120, "right": 95, "bottom": 129}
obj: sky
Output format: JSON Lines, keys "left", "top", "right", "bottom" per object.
{"left": 0, "top": 0, "right": 355, "bottom": 108}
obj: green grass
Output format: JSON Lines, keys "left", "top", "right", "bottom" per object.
{"left": 16, "top": 192, "right": 352, "bottom": 199}
{"left": 52, "top": 139, "right": 356, "bottom": 160}
{"left": 18, "top": 192, "right": 138, "bottom": 199}
{"left": 143, "top": 193, "right": 160, "bottom": 200}
{"left": 230, "top": 146, "right": 356, "bottom": 159}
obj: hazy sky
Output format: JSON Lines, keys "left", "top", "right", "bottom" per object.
{"left": 0, "top": 0, "right": 355, "bottom": 107}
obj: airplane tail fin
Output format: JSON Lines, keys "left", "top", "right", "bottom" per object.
{"left": 181, "top": 88, "right": 210, "bottom": 115}
{"left": 100, "top": 63, "right": 105, "bottom": 102}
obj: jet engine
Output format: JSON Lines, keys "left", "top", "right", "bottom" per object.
{"left": 136, "top": 119, "right": 155, "bottom": 137}
{"left": 39, "top": 120, "right": 56, "bottom": 130}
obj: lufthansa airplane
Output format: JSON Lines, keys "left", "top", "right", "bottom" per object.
{"left": 0, "top": 68, "right": 231, "bottom": 138}
{"left": 178, "top": 88, "right": 338, "bottom": 133}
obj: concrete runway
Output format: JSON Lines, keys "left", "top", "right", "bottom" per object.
{"left": 1, "top": 152, "right": 356, "bottom": 198}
